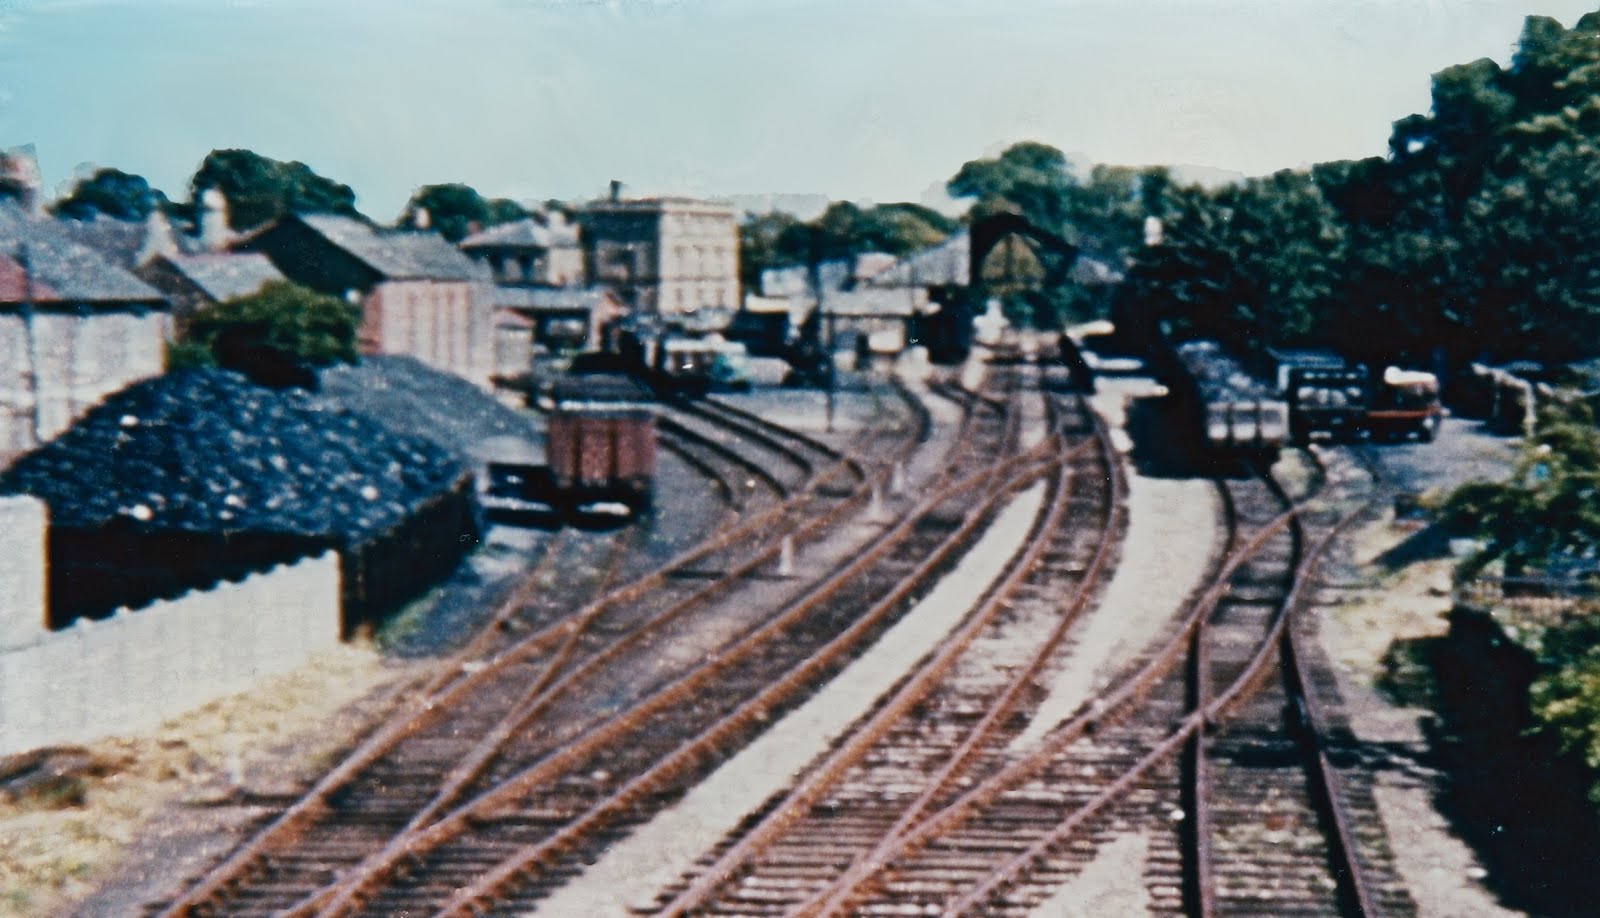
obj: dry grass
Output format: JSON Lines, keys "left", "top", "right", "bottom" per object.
{"left": 1328, "top": 513, "right": 1456, "bottom": 686}
{"left": 0, "top": 641, "right": 415, "bottom": 917}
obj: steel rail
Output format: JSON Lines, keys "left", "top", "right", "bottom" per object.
{"left": 942, "top": 497, "right": 1371, "bottom": 916}
{"left": 428, "top": 453, "right": 1057, "bottom": 918}
{"left": 153, "top": 388, "right": 913, "bottom": 918}
{"left": 665, "top": 397, "right": 1122, "bottom": 918}
{"left": 293, "top": 407, "right": 1042, "bottom": 918}
{"left": 795, "top": 467, "right": 1313, "bottom": 916}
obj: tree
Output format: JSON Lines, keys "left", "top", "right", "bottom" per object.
{"left": 178, "top": 281, "right": 360, "bottom": 387}
{"left": 948, "top": 141, "right": 1077, "bottom": 233}
{"left": 1436, "top": 399, "right": 1600, "bottom": 578}
{"left": 738, "top": 210, "right": 808, "bottom": 288}
{"left": 188, "top": 149, "right": 363, "bottom": 232}
{"left": 397, "top": 183, "right": 528, "bottom": 243}
{"left": 51, "top": 168, "right": 168, "bottom": 221}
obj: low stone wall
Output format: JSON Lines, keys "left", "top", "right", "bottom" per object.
{"left": 0, "top": 548, "right": 341, "bottom": 756}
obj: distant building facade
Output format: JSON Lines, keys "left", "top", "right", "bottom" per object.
{"left": 0, "top": 201, "right": 172, "bottom": 461}
{"left": 459, "top": 211, "right": 584, "bottom": 287}
{"left": 239, "top": 213, "right": 496, "bottom": 388}
{"left": 581, "top": 187, "right": 738, "bottom": 319}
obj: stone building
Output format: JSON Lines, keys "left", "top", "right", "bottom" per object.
{"left": 0, "top": 201, "right": 172, "bottom": 463}
{"left": 238, "top": 213, "right": 496, "bottom": 388}
{"left": 581, "top": 186, "right": 738, "bottom": 320}
{"left": 459, "top": 210, "right": 584, "bottom": 287}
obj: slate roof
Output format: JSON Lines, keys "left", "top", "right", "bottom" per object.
{"left": 54, "top": 212, "right": 203, "bottom": 269}
{"left": 0, "top": 368, "right": 466, "bottom": 542}
{"left": 459, "top": 216, "right": 581, "bottom": 250}
{"left": 297, "top": 214, "right": 492, "bottom": 283}
{"left": 491, "top": 286, "right": 617, "bottom": 312}
{"left": 820, "top": 287, "right": 928, "bottom": 318}
{"left": 159, "top": 253, "right": 285, "bottom": 303}
{"left": 0, "top": 203, "right": 166, "bottom": 304}
{"left": 761, "top": 253, "right": 901, "bottom": 300}
{"left": 869, "top": 233, "right": 971, "bottom": 288}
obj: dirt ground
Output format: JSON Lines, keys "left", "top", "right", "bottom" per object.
{"left": 1320, "top": 512, "right": 1522, "bottom": 918}
{"left": 0, "top": 642, "right": 420, "bottom": 918}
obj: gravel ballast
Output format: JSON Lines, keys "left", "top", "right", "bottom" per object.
{"left": 532, "top": 482, "right": 1051, "bottom": 916}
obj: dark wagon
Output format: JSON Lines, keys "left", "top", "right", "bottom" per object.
{"left": 545, "top": 372, "right": 657, "bottom": 516}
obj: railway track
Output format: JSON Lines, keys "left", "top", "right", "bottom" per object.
{"left": 631, "top": 409, "right": 1414, "bottom": 916}
{"left": 144, "top": 372, "right": 1031, "bottom": 917}
{"left": 644, "top": 376, "right": 1123, "bottom": 916}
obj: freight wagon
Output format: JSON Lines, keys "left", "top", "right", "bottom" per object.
{"left": 548, "top": 372, "right": 656, "bottom": 515}
{"left": 1165, "top": 339, "right": 1289, "bottom": 457}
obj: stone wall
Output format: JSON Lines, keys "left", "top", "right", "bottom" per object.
{"left": 0, "top": 541, "right": 341, "bottom": 756}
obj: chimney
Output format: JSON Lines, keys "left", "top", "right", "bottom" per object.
{"left": 198, "top": 187, "right": 234, "bottom": 252}
{"left": 0, "top": 146, "right": 43, "bottom": 215}
{"left": 136, "top": 208, "right": 180, "bottom": 265}
{"left": 609, "top": 180, "right": 623, "bottom": 203}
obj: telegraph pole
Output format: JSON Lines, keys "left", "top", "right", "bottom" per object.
{"left": 809, "top": 226, "right": 835, "bottom": 433}
{"left": 17, "top": 243, "right": 42, "bottom": 446}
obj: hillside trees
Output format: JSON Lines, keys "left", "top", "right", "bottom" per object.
{"left": 189, "top": 149, "right": 364, "bottom": 231}
{"left": 397, "top": 183, "right": 528, "bottom": 242}
{"left": 51, "top": 168, "right": 168, "bottom": 221}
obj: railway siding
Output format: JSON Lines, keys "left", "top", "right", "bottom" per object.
{"left": 530, "top": 480, "right": 1052, "bottom": 915}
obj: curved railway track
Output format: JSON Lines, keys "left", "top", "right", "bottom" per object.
{"left": 634, "top": 397, "right": 1414, "bottom": 916}
{"left": 145, "top": 372, "right": 1029, "bottom": 917}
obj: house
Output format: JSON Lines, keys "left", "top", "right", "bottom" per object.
{"left": 0, "top": 201, "right": 173, "bottom": 463}
{"left": 819, "top": 287, "right": 932, "bottom": 356}
{"left": 459, "top": 210, "right": 584, "bottom": 287}
{"left": 136, "top": 252, "right": 286, "bottom": 326}
{"left": 580, "top": 184, "right": 739, "bottom": 320}
{"left": 490, "top": 285, "right": 625, "bottom": 353}
{"left": 237, "top": 213, "right": 496, "bottom": 388}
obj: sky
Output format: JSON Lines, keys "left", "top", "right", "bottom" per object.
{"left": 3, "top": 0, "right": 1599, "bottom": 219}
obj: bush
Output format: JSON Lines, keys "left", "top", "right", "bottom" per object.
{"left": 181, "top": 281, "right": 359, "bottom": 387}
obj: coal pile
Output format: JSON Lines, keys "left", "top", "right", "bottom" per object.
{"left": 0, "top": 368, "right": 467, "bottom": 544}
{"left": 316, "top": 355, "right": 544, "bottom": 465}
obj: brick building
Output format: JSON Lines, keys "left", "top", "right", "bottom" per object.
{"left": 581, "top": 187, "right": 738, "bottom": 320}
{"left": 239, "top": 213, "right": 496, "bottom": 388}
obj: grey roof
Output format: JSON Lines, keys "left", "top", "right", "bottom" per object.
{"left": 869, "top": 233, "right": 971, "bottom": 288}
{"left": 759, "top": 257, "right": 872, "bottom": 299}
{"left": 821, "top": 288, "right": 924, "bottom": 318}
{"left": 161, "top": 253, "right": 285, "bottom": 303}
{"left": 459, "top": 216, "right": 580, "bottom": 250}
{"left": 491, "top": 286, "right": 617, "bottom": 312}
{"left": 298, "top": 214, "right": 492, "bottom": 283}
{"left": 0, "top": 203, "right": 166, "bottom": 304}
{"left": 55, "top": 212, "right": 203, "bottom": 268}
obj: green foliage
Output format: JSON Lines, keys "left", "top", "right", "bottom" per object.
{"left": 398, "top": 183, "right": 528, "bottom": 243}
{"left": 183, "top": 281, "right": 359, "bottom": 384}
{"left": 1527, "top": 612, "right": 1600, "bottom": 802}
{"left": 51, "top": 168, "right": 167, "bottom": 222}
{"left": 165, "top": 339, "right": 216, "bottom": 371}
{"left": 737, "top": 202, "right": 958, "bottom": 290}
{"left": 1435, "top": 399, "right": 1600, "bottom": 577}
{"left": 738, "top": 210, "right": 807, "bottom": 288}
{"left": 189, "top": 149, "right": 363, "bottom": 232}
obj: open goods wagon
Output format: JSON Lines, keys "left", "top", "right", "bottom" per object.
{"left": 543, "top": 372, "right": 657, "bottom": 517}
{"left": 1165, "top": 339, "right": 1288, "bottom": 456}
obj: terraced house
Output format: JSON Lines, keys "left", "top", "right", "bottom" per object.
{"left": 0, "top": 200, "right": 173, "bottom": 463}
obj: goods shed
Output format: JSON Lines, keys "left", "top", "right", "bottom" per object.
{"left": 0, "top": 369, "right": 476, "bottom": 634}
